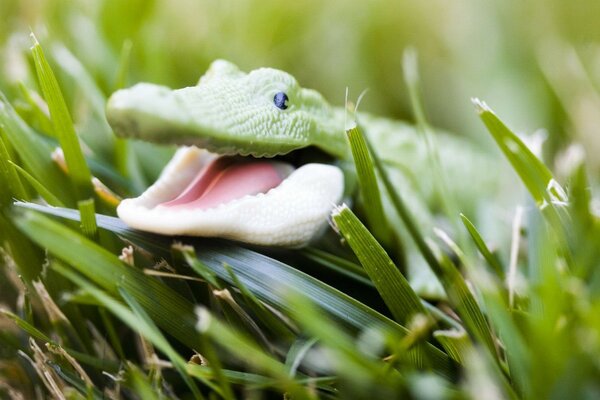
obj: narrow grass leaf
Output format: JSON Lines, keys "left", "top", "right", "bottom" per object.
{"left": 195, "top": 307, "right": 312, "bottom": 399}
{"left": 186, "top": 364, "right": 277, "bottom": 387}
{"left": 77, "top": 198, "right": 97, "bottom": 239}
{"left": 13, "top": 202, "right": 456, "bottom": 378}
{"left": 8, "top": 161, "right": 63, "bottom": 206}
{"left": 174, "top": 244, "right": 221, "bottom": 288}
{"left": 0, "top": 138, "right": 27, "bottom": 203}
{"left": 222, "top": 263, "right": 295, "bottom": 340}
{"left": 50, "top": 44, "right": 115, "bottom": 159}
{"left": 285, "top": 293, "right": 405, "bottom": 396}
{"left": 0, "top": 309, "right": 53, "bottom": 343}
{"left": 125, "top": 362, "right": 161, "bottom": 400}
{"left": 17, "top": 82, "right": 54, "bottom": 137}
{"left": 30, "top": 34, "right": 93, "bottom": 200}
{"left": 285, "top": 338, "right": 318, "bottom": 377}
{"left": 403, "top": 49, "right": 459, "bottom": 228}
{"left": 433, "top": 330, "right": 470, "bottom": 364}
{"left": 302, "top": 247, "right": 370, "bottom": 285}
{"left": 346, "top": 126, "right": 389, "bottom": 242}
{"left": 331, "top": 204, "right": 427, "bottom": 325}
{"left": 47, "top": 362, "right": 104, "bottom": 400}
{"left": 437, "top": 255, "right": 498, "bottom": 361}
{"left": 472, "top": 99, "right": 554, "bottom": 205}
{"left": 460, "top": 213, "right": 505, "bottom": 279}
{"left": 0, "top": 92, "right": 74, "bottom": 205}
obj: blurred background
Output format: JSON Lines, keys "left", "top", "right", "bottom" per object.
{"left": 2, "top": 0, "right": 600, "bottom": 177}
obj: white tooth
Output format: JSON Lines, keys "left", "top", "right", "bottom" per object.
{"left": 117, "top": 161, "right": 344, "bottom": 247}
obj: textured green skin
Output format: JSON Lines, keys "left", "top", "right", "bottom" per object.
{"left": 106, "top": 60, "right": 506, "bottom": 297}
{"left": 107, "top": 60, "right": 347, "bottom": 158}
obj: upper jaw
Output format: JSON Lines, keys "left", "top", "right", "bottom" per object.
{"left": 116, "top": 146, "right": 344, "bottom": 247}
{"left": 106, "top": 83, "right": 307, "bottom": 157}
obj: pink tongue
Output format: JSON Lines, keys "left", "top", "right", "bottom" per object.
{"left": 159, "top": 157, "right": 290, "bottom": 210}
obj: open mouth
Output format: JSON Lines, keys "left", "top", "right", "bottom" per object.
{"left": 116, "top": 146, "right": 344, "bottom": 246}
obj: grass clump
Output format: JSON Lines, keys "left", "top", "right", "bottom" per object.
{"left": 1, "top": 4, "right": 600, "bottom": 399}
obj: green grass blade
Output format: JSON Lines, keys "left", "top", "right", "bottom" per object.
{"left": 124, "top": 362, "right": 161, "bottom": 400}
{"left": 403, "top": 49, "right": 459, "bottom": 228}
{"left": 437, "top": 255, "right": 498, "bottom": 361}
{"left": 331, "top": 204, "right": 428, "bottom": 325}
{"left": 302, "top": 247, "right": 371, "bottom": 286}
{"left": 222, "top": 263, "right": 295, "bottom": 341}
{"left": 196, "top": 307, "right": 312, "bottom": 399}
{"left": 77, "top": 198, "right": 97, "bottom": 239}
{"left": 346, "top": 126, "right": 390, "bottom": 242}
{"left": 460, "top": 213, "right": 505, "bottom": 279}
{"left": 0, "top": 91, "right": 74, "bottom": 205}
{"left": 472, "top": 99, "right": 555, "bottom": 205}
{"left": 433, "top": 330, "right": 470, "bottom": 364}
{"left": 30, "top": 34, "right": 93, "bottom": 200}
{"left": 0, "top": 309, "right": 53, "bottom": 343}
{"left": 50, "top": 44, "right": 115, "bottom": 160}
{"left": 174, "top": 244, "right": 221, "bottom": 288}
{"left": 8, "top": 161, "right": 63, "bottom": 206}
{"left": 0, "top": 138, "right": 27, "bottom": 203}
{"left": 16, "top": 82, "right": 55, "bottom": 138}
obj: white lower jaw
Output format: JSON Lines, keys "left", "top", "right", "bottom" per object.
{"left": 116, "top": 146, "right": 344, "bottom": 247}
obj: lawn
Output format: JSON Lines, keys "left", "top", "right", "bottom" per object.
{"left": 1, "top": 1, "right": 600, "bottom": 399}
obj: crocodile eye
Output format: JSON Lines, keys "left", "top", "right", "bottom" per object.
{"left": 273, "top": 92, "right": 289, "bottom": 110}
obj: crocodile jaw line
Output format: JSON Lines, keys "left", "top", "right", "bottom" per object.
{"left": 117, "top": 146, "right": 344, "bottom": 247}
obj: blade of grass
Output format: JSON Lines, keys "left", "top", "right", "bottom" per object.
{"left": 77, "top": 198, "right": 97, "bottom": 239}
{"left": 47, "top": 362, "right": 104, "bottom": 400}
{"left": 472, "top": 99, "right": 564, "bottom": 207}
{"left": 50, "top": 44, "right": 115, "bottom": 160}
{"left": 403, "top": 49, "right": 459, "bottom": 231}
{"left": 302, "top": 247, "right": 371, "bottom": 285}
{"left": 124, "top": 362, "right": 161, "bottom": 400}
{"left": 8, "top": 161, "right": 63, "bottom": 206}
{"left": 30, "top": 34, "right": 93, "bottom": 200}
{"left": 0, "top": 137, "right": 27, "bottom": 203}
{"left": 0, "top": 92, "right": 74, "bottom": 205}
{"left": 331, "top": 204, "right": 428, "bottom": 325}
{"left": 195, "top": 307, "right": 313, "bottom": 399}
{"left": 222, "top": 263, "right": 295, "bottom": 341}
{"left": 433, "top": 330, "right": 470, "bottom": 364}
{"left": 460, "top": 213, "right": 505, "bottom": 279}
{"left": 285, "top": 293, "right": 405, "bottom": 397}
{"left": 346, "top": 126, "right": 390, "bottom": 242}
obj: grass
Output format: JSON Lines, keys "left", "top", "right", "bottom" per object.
{"left": 2, "top": 3, "right": 600, "bottom": 399}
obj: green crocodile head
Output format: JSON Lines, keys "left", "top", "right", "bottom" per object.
{"left": 106, "top": 60, "right": 347, "bottom": 158}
